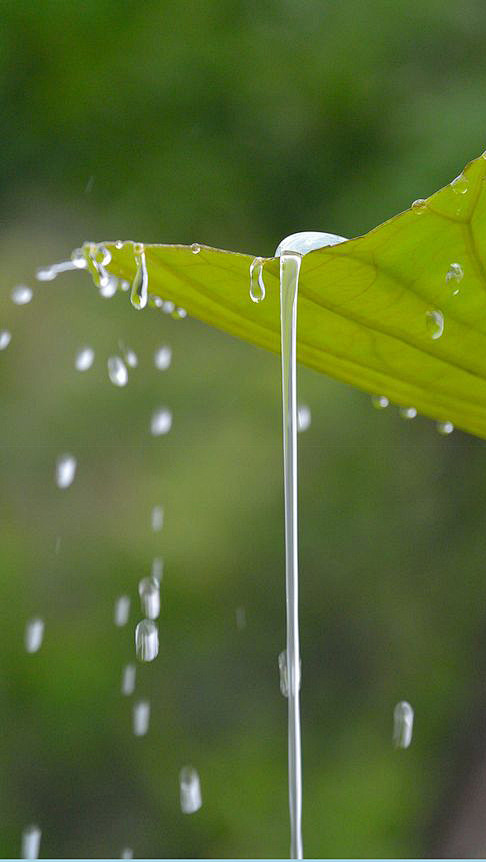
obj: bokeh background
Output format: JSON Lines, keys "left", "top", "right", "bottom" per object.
{"left": 1, "top": 1, "right": 486, "bottom": 858}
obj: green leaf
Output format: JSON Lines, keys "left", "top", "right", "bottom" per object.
{"left": 86, "top": 151, "right": 486, "bottom": 439}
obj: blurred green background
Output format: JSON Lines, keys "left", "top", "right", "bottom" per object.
{"left": 1, "top": 0, "right": 486, "bottom": 858}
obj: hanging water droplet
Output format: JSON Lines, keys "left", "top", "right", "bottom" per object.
{"left": 154, "top": 346, "right": 172, "bottom": 370}
{"left": 121, "top": 663, "right": 136, "bottom": 696}
{"left": 179, "top": 766, "right": 202, "bottom": 814}
{"left": 35, "top": 266, "right": 56, "bottom": 282}
{"left": 99, "top": 275, "right": 118, "bottom": 298}
{"left": 399, "top": 407, "right": 417, "bottom": 420}
{"left": 135, "top": 619, "right": 159, "bottom": 662}
{"left": 393, "top": 700, "right": 414, "bottom": 749}
{"left": 151, "top": 505, "right": 164, "bottom": 532}
{"left": 249, "top": 257, "right": 266, "bottom": 303}
{"left": 107, "top": 356, "right": 128, "bottom": 387}
{"left": 114, "top": 595, "right": 131, "bottom": 627}
{"left": 0, "top": 329, "right": 11, "bottom": 350}
{"left": 191, "top": 243, "right": 201, "bottom": 254}
{"left": 151, "top": 557, "right": 163, "bottom": 583}
{"left": 173, "top": 307, "right": 187, "bottom": 319}
{"left": 36, "top": 260, "right": 79, "bottom": 282}
{"left": 115, "top": 240, "right": 124, "bottom": 250}
{"left": 297, "top": 405, "right": 311, "bottom": 432}
{"left": 162, "top": 300, "right": 175, "bottom": 314}
{"left": 149, "top": 294, "right": 163, "bottom": 308}
{"left": 11, "top": 285, "right": 33, "bottom": 305}
{"left": 24, "top": 618, "right": 44, "bottom": 654}
{"left": 132, "top": 699, "right": 150, "bottom": 736}
{"left": 21, "top": 825, "right": 42, "bottom": 860}
{"left": 130, "top": 247, "right": 148, "bottom": 310}
{"left": 71, "top": 248, "right": 88, "bottom": 269}
{"left": 75, "top": 346, "right": 95, "bottom": 371}
{"left": 371, "top": 395, "right": 389, "bottom": 410}
{"left": 411, "top": 199, "right": 427, "bottom": 213}
{"left": 451, "top": 173, "right": 468, "bottom": 194}
{"left": 425, "top": 309, "right": 444, "bottom": 340}
{"left": 138, "top": 577, "right": 160, "bottom": 620}
{"left": 55, "top": 454, "right": 77, "bottom": 489}
{"left": 278, "top": 650, "right": 289, "bottom": 697}
{"left": 151, "top": 408, "right": 172, "bottom": 436}
{"left": 121, "top": 849, "right": 133, "bottom": 860}
{"left": 437, "top": 420, "right": 454, "bottom": 435}
{"left": 236, "top": 606, "right": 247, "bottom": 630}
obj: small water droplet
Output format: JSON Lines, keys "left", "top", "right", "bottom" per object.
{"left": 151, "top": 408, "right": 172, "bottom": 436}
{"left": 120, "top": 280, "right": 130, "bottom": 292}
{"left": 35, "top": 266, "right": 56, "bottom": 282}
{"left": 151, "top": 505, "right": 164, "bottom": 532}
{"left": 249, "top": 257, "right": 266, "bottom": 303}
{"left": 55, "top": 454, "right": 77, "bottom": 489}
{"left": 149, "top": 294, "right": 163, "bottom": 308}
{"left": 437, "top": 420, "right": 454, "bottom": 435}
{"left": 236, "top": 606, "right": 247, "bottom": 630}
{"left": 173, "top": 307, "right": 187, "bottom": 319}
{"left": 451, "top": 173, "right": 468, "bottom": 194}
{"left": 11, "top": 285, "right": 33, "bottom": 305}
{"left": 121, "top": 663, "right": 136, "bottom": 696}
{"left": 179, "top": 766, "right": 202, "bottom": 814}
{"left": 371, "top": 395, "right": 389, "bottom": 410}
{"left": 138, "top": 577, "right": 160, "bottom": 620}
{"left": 154, "top": 346, "right": 172, "bottom": 370}
{"left": 162, "top": 300, "right": 175, "bottom": 314}
{"left": 425, "top": 309, "right": 444, "bottom": 340}
{"left": 99, "top": 274, "right": 118, "bottom": 298}
{"left": 75, "top": 346, "right": 95, "bottom": 371}
{"left": 114, "top": 596, "right": 130, "bottom": 627}
{"left": 135, "top": 619, "right": 159, "bottom": 662}
{"left": 191, "top": 243, "right": 201, "bottom": 254}
{"left": 446, "top": 262, "right": 463, "bottom": 296}
{"left": 130, "top": 248, "right": 148, "bottom": 310}
{"left": 0, "top": 329, "right": 11, "bottom": 350}
{"left": 297, "top": 405, "right": 311, "bottom": 432}
{"left": 393, "top": 700, "right": 414, "bottom": 749}
{"left": 151, "top": 557, "right": 163, "bottom": 583}
{"left": 115, "top": 240, "right": 124, "bottom": 250}
{"left": 399, "top": 407, "right": 417, "bottom": 420}
{"left": 278, "top": 650, "right": 289, "bottom": 697}
{"left": 21, "top": 825, "right": 42, "bottom": 860}
{"left": 411, "top": 199, "right": 427, "bottom": 213}
{"left": 107, "top": 356, "right": 128, "bottom": 387}
{"left": 133, "top": 699, "right": 150, "bottom": 736}
{"left": 24, "top": 618, "right": 44, "bottom": 654}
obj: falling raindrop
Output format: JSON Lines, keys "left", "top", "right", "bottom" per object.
{"left": 425, "top": 309, "right": 444, "bottom": 340}
{"left": 24, "top": 618, "right": 44, "bottom": 654}
{"left": 121, "top": 663, "right": 136, "bottom": 696}
{"left": 451, "top": 173, "right": 468, "bottom": 194}
{"left": 121, "top": 849, "right": 133, "bottom": 860}
{"left": 0, "top": 329, "right": 11, "bottom": 350}
{"left": 437, "top": 420, "right": 454, "bottom": 435}
{"left": 191, "top": 243, "right": 201, "bottom": 254}
{"left": 236, "top": 606, "right": 247, "bottom": 630}
{"left": 124, "top": 348, "right": 138, "bottom": 368}
{"left": 411, "top": 198, "right": 427, "bottom": 213}
{"left": 11, "top": 285, "right": 33, "bottom": 305}
{"left": 371, "top": 395, "right": 389, "bottom": 410}
{"left": 179, "top": 766, "right": 202, "bottom": 814}
{"left": 54, "top": 536, "right": 61, "bottom": 555}
{"left": 21, "top": 825, "right": 41, "bottom": 860}
{"left": 114, "top": 596, "right": 131, "bottom": 627}
{"left": 107, "top": 356, "right": 128, "bottom": 387}
{"left": 249, "top": 257, "right": 266, "bottom": 303}
{"left": 133, "top": 699, "right": 150, "bottom": 736}
{"left": 154, "top": 345, "right": 172, "bottom": 371}
{"left": 151, "top": 408, "right": 172, "bottom": 436}
{"left": 130, "top": 245, "right": 148, "bottom": 311}
{"left": 393, "top": 700, "right": 414, "bottom": 749}
{"left": 138, "top": 577, "right": 160, "bottom": 620}
{"left": 75, "top": 346, "right": 95, "bottom": 372}
{"left": 399, "top": 407, "right": 417, "bottom": 420}
{"left": 55, "top": 454, "right": 77, "bottom": 489}
{"left": 297, "top": 405, "right": 311, "bottom": 432}
{"left": 278, "top": 650, "right": 289, "bottom": 697}
{"left": 135, "top": 619, "right": 159, "bottom": 662}
{"left": 151, "top": 557, "right": 164, "bottom": 583}
{"left": 151, "top": 505, "right": 164, "bottom": 532}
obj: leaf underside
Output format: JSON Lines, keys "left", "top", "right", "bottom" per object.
{"left": 93, "top": 151, "right": 486, "bottom": 440}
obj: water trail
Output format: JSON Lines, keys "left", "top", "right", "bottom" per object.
{"left": 276, "top": 231, "right": 347, "bottom": 860}
{"left": 393, "top": 700, "right": 414, "bottom": 748}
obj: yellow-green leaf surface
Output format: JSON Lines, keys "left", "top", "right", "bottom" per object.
{"left": 88, "top": 151, "right": 486, "bottom": 439}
